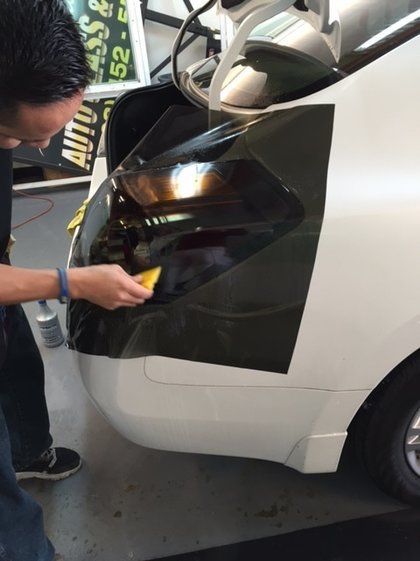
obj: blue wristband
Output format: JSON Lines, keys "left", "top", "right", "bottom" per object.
{"left": 57, "top": 268, "right": 69, "bottom": 304}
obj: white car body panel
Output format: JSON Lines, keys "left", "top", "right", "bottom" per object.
{"left": 76, "top": 351, "right": 365, "bottom": 472}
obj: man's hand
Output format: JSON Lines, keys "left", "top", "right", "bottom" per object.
{"left": 68, "top": 265, "right": 153, "bottom": 310}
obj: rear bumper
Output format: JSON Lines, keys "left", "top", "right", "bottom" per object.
{"left": 73, "top": 351, "right": 368, "bottom": 473}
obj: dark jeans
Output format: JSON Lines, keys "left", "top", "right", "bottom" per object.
{"left": 0, "top": 305, "right": 54, "bottom": 561}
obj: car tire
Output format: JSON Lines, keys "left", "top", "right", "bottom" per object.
{"left": 352, "top": 353, "right": 420, "bottom": 505}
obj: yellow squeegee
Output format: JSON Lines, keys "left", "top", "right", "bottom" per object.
{"left": 140, "top": 267, "right": 162, "bottom": 291}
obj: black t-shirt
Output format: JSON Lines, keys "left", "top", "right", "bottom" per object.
{"left": 0, "top": 149, "right": 12, "bottom": 260}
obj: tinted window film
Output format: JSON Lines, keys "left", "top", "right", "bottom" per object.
{"left": 68, "top": 103, "right": 335, "bottom": 373}
{"left": 74, "top": 160, "right": 304, "bottom": 302}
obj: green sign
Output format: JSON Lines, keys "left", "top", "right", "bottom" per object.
{"left": 67, "top": 0, "right": 137, "bottom": 84}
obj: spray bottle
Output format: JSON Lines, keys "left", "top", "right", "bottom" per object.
{"left": 36, "top": 300, "right": 64, "bottom": 348}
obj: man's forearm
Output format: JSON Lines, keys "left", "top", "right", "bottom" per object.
{"left": 0, "top": 263, "right": 153, "bottom": 309}
{"left": 0, "top": 265, "right": 60, "bottom": 305}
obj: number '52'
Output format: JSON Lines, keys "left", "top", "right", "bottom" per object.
{"left": 110, "top": 46, "right": 130, "bottom": 79}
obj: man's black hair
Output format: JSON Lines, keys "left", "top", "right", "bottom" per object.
{"left": 0, "top": 0, "right": 91, "bottom": 119}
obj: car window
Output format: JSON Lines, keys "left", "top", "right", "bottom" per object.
{"left": 188, "top": 0, "right": 420, "bottom": 109}
{"left": 190, "top": 42, "right": 341, "bottom": 109}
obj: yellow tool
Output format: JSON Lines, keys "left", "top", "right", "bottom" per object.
{"left": 67, "top": 199, "right": 90, "bottom": 237}
{"left": 140, "top": 267, "right": 162, "bottom": 291}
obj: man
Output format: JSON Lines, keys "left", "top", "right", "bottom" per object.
{"left": 0, "top": 1, "right": 153, "bottom": 559}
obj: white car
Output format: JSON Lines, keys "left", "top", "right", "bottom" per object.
{"left": 69, "top": 0, "right": 420, "bottom": 505}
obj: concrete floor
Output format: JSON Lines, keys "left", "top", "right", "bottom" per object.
{"left": 12, "top": 188, "right": 403, "bottom": 561}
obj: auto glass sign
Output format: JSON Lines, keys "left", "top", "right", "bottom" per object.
{"left": 61, "top": 98, "right": 115, "bottom": 172}
{"left": 68, "top": 0, "right": 137, "bottom": 84}
{"left": 15, "top": 99, "right": 114, "bottom": 175}
{"left": 14, "top": 0, "right": 134, "bottom": 175}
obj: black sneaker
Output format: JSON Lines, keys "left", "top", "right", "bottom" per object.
{"left": 16, "top": 447, "right": 82, "bottom": 481}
